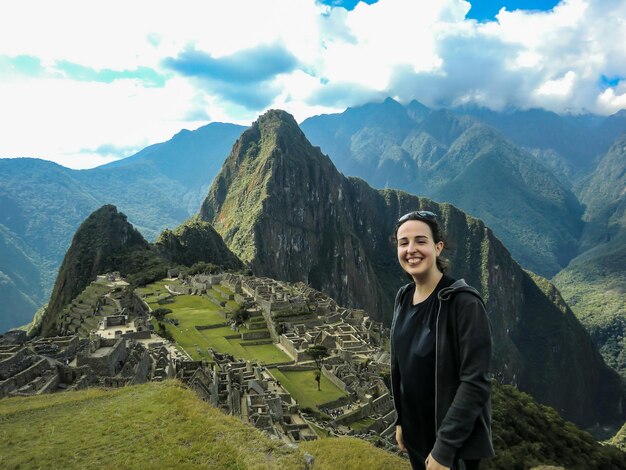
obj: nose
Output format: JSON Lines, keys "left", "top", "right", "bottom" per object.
{"left": 407, "top": 241, "right": 418, "bottom": 253}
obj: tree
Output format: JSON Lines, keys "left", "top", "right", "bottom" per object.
{"left": 231, "top": 306, "right": 250, "bottom": 327}
{"left": 306, "top": 345, "right": 329, "bottom": 391}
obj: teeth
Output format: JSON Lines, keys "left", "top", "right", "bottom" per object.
{"left": 407, "top": 258, "right": 421, "bottom": 265}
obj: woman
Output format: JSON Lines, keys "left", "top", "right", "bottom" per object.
{"left": 390, "top": 210, "right": 494, "bottom": 470}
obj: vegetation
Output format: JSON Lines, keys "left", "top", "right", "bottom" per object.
{"left": 268, "top": 367, "right": 347, "bottom": 412}
{"left": 186, "top": 261, "right": 221, "bottom": 275}
{"left": 553, "top": 233, "right": 626, "bottom": 379}
{"left": 483, "top": 383, "right": 626, "bottom": 470}
{"left": 0, "top": 380, "right": 306, "bottom": 469}
{"left": 306, "top": 345, "right": 330, "bottom": 391}
{"left": 151, "top": 307, "right": 173, "bottom": 321}
{"left": 155, "top": 218, "right": 243, "bottom": 271}
{"left": 301, "top": 436, "right": 410, "bottom": 470}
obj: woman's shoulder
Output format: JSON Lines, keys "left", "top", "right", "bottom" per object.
{"left": 439, "top": 278, "right": 485, "bottom": 307}
{"left": 394, "top": 282, "right": 414, "bottom": 304}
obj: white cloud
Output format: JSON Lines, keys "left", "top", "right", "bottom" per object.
{"left": 535, "top": 71, "right": 577, "bottom": 97}
{"left": 0, "top": 75, "right": 203, "bottom": 167}
{"left": 598, "top": 86, "right": 626, "bottom": 114}
{"left": 0, "top": 0, "right": 625, "bottom": 168}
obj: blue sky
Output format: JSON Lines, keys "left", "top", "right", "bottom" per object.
{"left": 320, "top": 0, "right": 562, "bottom": 19}
{"left": 0, "top": 0, "right": 625, "bottom": 168}
{"left": 465, "top": 0, "right": 561, "bottom": 20}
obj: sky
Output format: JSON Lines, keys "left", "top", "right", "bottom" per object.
{"left": 0, "top": 0, "right": 625, "bottom": 169}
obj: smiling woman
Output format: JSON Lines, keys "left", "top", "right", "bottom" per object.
{"left": 390, "top": 210, "right": 494, "bottom": 470}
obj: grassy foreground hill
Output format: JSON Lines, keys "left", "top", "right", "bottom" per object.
{"left": 0, "top": 380, "right": 409, "bottom": 470}
{"left": 1, "top": 380, "right": 624, "bottom": 469}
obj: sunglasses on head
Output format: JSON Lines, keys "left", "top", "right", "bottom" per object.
{"left": 397, "top": 210, "right": 437, "bottom": 223}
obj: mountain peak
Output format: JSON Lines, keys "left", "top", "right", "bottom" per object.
{"left": 255, "top": 108, "right": 299, "bottom": 127}
{"left": 40, "top": 205, "right": 148, "bottom": 336}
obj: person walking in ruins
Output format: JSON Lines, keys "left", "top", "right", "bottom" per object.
{"left": 390, "top": 210, "right": 494, "bottom": 470}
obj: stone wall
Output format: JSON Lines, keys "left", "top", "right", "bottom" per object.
{"left": 0, "top": 348, "right": 30, "bottom": 380}
{"left": 128, "top": 349, "right": 151, "bottom": 385}
{"left": 0, "top": 357, "right": 50, "bottom": 398}
{"left": 76, "top": 338, "right": 128, "bottom": 376}
{"left": 241, "top": 330, "right": 270, "bottom": 340}
{"left": 322, "top": 365, "right": 350, "bottom": 392}
{"left": 121, "top": 330, "right": 152, "bottom": 340}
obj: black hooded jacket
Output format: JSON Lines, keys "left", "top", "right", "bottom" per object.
{"left": 390, "top": 279, "right": 495, "bottom": 467}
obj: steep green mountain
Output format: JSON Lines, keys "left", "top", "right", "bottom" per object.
{"left": 428, "top": 124, "right": 584, "bottom": 273}
{"left": 451, "top": 106, "right": 608, "bottom": 183}
{"left": 40, "top": 205, "right": 158, "bottom": 336}
{"left": 200, "top": 109, "right": 623, "bottom": 427}
{"left": 300, "top": 98, "right": 584, "bottom": 277}
{"left": 201, "top": 110, "right": 389, "bottom": 319}
{"left": 553, "top": 133, "right": 626, "bottom": 378}
{"left": 0, "top": 122, "right": 244, "bottom": 332}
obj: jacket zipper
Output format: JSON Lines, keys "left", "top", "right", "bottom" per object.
{"left": 435, "top": 297, "right": 442, "bottom": 437}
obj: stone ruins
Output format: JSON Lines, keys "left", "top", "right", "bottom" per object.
{"left": 0, "top": 271, "right": 400, "bottom": 450}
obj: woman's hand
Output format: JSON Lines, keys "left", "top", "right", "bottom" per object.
{"left": 395, "top": 425, "right": 406, "bottom": 452}
{"left": 425, "top": 452, "right": 450, "bottom": 470}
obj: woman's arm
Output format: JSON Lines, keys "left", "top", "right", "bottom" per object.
{"left": 431, "top": 294, "right": 492, "bottom": 467}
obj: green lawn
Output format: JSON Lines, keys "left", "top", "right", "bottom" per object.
{"left": 349, "top": 416, "right": 376, "bottom": 431}
{"left": 135, "top": 280, "right": 172, "bottom": 304}
{"left": 268, "top": 368, "right": 348, "bottom": 412}
{"left": 142, "top": 281, "right": 290, "bottom": 363}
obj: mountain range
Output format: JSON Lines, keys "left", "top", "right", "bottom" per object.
{"left": 35, "top": 109, "right": 624, "bottom": 429}
{"left": 1, "top": 98, "right": 625, "bottom": 388}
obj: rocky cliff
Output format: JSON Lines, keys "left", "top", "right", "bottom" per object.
{"left": 200, "top": 110, "right": 624, "bottom": 426}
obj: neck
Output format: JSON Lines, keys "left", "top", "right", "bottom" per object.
{"left": 412, "top": 270, "right": 443, "bottom": 298}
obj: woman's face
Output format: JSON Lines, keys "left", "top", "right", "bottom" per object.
{"left": 396, "top": 220, "right": 443, "bottom": 280}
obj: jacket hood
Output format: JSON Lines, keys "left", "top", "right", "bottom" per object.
{"left": 437, "top": 278, "right": 485, "bottom": 305}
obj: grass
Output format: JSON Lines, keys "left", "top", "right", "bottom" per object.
{"left": 0, "top": 381, "right": 305, "bottom": 469}
{"left": 301, "top": 436, "right": 410, "bottom": 470}
{"left": 349, "top": 416, "right": 377, "bottom": 432}
{"left": 268, "top": 368, "right": 347, "bottom": 412}
{"left": 142, "top": 281, "right": 291, "bottom": 363}
{"left": 0, "top": 380, "right": 411, "bottom": 470}
{"left": 135, "top": 280, "right": 172, "bottom": 304}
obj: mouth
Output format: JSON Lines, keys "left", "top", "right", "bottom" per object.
{"left": 406, "top": 257, "right": 423, "bottom": 266}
